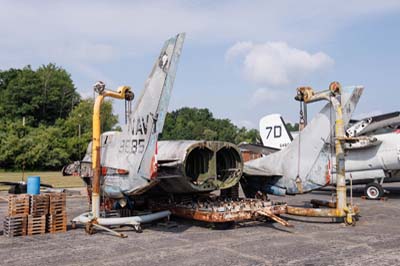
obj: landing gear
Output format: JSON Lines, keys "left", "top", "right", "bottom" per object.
{"left": 364, "top": 182, "right": 384, "bottom": 200}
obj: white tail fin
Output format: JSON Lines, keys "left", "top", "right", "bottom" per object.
{"left": 99, "top": 33, "right": 185, "bottom": 198}
{"left": 259, "top": 114, "right": 293, "bottom": 150}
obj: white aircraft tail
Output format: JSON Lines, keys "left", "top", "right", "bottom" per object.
{"left": 99, "top": 33, "right": 185, "bottom": 198}
{"left": 259, "top": 114, "right": 293, "bottom": 150}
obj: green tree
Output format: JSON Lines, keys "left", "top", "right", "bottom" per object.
{"left": 0, "top": 121, "right": 27, "bottom": 169}
{"left": 0, "top": 65, "right": 119, "bottom": 170}
{"left": 15, "top": 125, "right": 69, "bottom": 170}
{"left": 36, "top": 63, "right": 80, "bottom": 124}
{"left": 0, "top": 64, "right": 80, "bottom": 126}
{"left": 286, "top": 122, "right": 299, "bottom": 132}
{"left": 63, "top": 98, "right": 118, "bottom": 161}
{"left": 160, "top": 107, "right": 260, "bottom": 144}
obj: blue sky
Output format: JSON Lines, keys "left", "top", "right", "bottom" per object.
{"left": 1, "top": 0, "right": 399, "bottom": 128}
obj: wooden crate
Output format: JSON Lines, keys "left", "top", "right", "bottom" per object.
{"left": 8, "top": 194, "right": 30, "bottom": 216}
{"left": 48, "top": 193, "right": 66, "bottom": 214}
{"left": 3, "top": 215, "right": 27, "bottom": 237}
{"left": 46, "top": 212, "right": 67, "bottom": 233}
{"left": 30, "top": 194, "right": 49, "bottom": 216}
{"left": 27, "top": 215, "right": 46, "bottom": 236}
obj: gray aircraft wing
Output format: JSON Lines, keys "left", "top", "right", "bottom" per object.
{"left": 347, "top": 111, "right": 400, "bottom": 137}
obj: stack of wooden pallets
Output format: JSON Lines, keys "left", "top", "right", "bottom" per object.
{"left": 3, "top": 193, "right": 67, "bottom": 237}
{"left": 27, "top": 215, "right": 46, "bottom": 236}
{"left": 3, "top": 215, "right": 27, "bottom": 237}
{"left": 4, "top": 194, "right": 30, "bottom": 237}
{"left": 28, "top": 194, "right": 50, "bottom": 236}
{"left": 47, "top": 193, "right": 67, "bottom": 233}
{"left": 8, "top": 194, "right": 30, "bottom": 216}
{"left": 4, "top": 194, "right": 29, "bottom": 237}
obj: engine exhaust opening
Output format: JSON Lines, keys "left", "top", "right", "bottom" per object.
{"left": 217, "top": 147, "right": 242, "bottom": 182}
{"left": 185, "top": 147, "right": 213, "bottom": 183}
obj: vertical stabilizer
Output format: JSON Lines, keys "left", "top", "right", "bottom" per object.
{"left": 100, "top": 33, "right": 185, "bottom": 197}
{"left": 259, "top": 114, "right": 293, "bottom": 150}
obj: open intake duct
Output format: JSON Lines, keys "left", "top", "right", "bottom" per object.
{"left": 156, "top": 141, "right": 243, "bottom": 193}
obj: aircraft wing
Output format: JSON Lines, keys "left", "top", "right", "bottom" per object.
{"left": 347, "top": 111, "right": 400, "bottom": 136}
{"left": 239, "top": 143, "right": 280, "bottom": 155}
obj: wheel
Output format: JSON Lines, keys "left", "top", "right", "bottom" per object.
{"left": 364, "top": 183, "right": 384, "bottom": 200}
{"left": 71, "top": 221, "right": 77, "bottom": 229}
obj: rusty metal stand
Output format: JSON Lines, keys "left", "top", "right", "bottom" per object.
{"left": 286, "top": 82, "right": 359, "bottom": 225}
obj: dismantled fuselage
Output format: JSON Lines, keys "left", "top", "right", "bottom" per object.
{"left": 241, "top": 86, "right": 364, "bottom": 197}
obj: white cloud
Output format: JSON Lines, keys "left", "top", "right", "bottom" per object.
{"left": 1, "top": 1, "right": 399, "bottom": 64}
{"left": 250, "top": 88, "right": 285, "bottom": 106}
{"left": 228, "top": 41, "right": 334, "bottom": 87}
{"left": 0, "top": 0, "right": 398, "bottom": 90}
{"left": 0, "top": 0, "right": 399, "bottom": 127}
{"left": 225, "top": 41, "right": 253, "bottom": 61}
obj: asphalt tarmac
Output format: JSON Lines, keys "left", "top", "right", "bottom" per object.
{"left": 1, "top": 185, "right": 400, "bottom": 266}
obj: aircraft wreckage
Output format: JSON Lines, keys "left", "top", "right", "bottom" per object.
{"left": 66, "top": 33, "right": 363, "bottom": 236}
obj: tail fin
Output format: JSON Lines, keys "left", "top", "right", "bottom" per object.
{"left": 280, "top": 86, "right": 364, "bottom": 194}
{"left": 244, "top": 86, "right": 364, "bottom": 195}
{"left": 132, "top": 33, "right": 185, "bottom": 179}
{"left": 259, "top": 114, "right": 293, "bottom": 150}
{"left": 101, "top": 33, "right": 185, "bottom": 197}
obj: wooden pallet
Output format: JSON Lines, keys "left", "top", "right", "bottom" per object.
{"left": 8, "top": 194, "right": 30, "bottom": 216}
{"left": 30, "top": 194, "right": 49, "bottom": 216}
{"left": 48, "top": 193, "right": 66, "bottom": 214}
{"left": 3, "top": 215, "right": 27, "bottom": 237}
{"left": 46, "top": 212, "right": 67, "bottom": 233}
{"left": 27, "top": 215, "right": 46, "bottom": 236}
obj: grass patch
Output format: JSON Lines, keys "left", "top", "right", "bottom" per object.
{"left": 0, "top": 171, "right": 84, "bottom": 191}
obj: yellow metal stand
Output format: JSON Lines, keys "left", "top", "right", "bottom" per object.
{"left": 287, "top": 81, "right": 359, "bottom": 225}
{"left": 91, "top": 82, "right": 134, "bottom": 219}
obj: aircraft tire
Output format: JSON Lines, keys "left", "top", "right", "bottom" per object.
{"left": 364, "top": 182, "right": 384, "bottom": 200}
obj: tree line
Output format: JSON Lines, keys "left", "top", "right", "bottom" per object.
{"left": 0, "top": 64, "right": 298, "bottom": 171}
{"left": 0, "top": 64, "right": 117, "bottom": 170}
{"left": 160, "top": 107, "right": 260, "bottom": 144}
